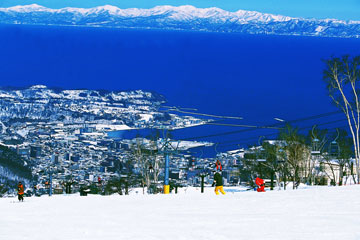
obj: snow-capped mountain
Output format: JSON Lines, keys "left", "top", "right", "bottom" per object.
{"left": 0, "top": 4, "right": 359, "bottom": 38}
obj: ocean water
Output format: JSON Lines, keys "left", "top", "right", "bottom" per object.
{"left": 1, "top": 24, "right": 360, "bottom": 154}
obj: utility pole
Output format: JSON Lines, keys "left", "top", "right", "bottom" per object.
{"left": 200, "top": 173, "right": 206, "bottom": 193}
{"left": 49, "top": 170, "right": 53, "bottom": 196}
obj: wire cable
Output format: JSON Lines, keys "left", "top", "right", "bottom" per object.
{"left": 217, "top": 119, "right": 349, "bottom": 148}
{"left": 177, "top": 110, "right": 344, "bottom": 141}
{"left": 206, "top": 122, "right": 283, "bottom": 129}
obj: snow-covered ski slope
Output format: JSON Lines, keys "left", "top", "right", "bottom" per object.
{"left": 1, "top": 185, "right": 360, "bottom": 240}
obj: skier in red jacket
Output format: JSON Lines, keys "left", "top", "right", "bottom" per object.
{"left": 255, "top": 177, "right": 265, "bottom": 192}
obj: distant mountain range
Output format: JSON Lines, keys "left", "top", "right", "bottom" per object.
{"left": 0, "top": 4, "right": 359, "bottom": 38}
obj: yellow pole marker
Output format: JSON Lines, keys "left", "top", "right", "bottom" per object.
{"left": 164, "top": 185, "right": 170, "bottom": 194}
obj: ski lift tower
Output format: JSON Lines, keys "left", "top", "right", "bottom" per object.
{"left": 157, "top": 130, "right": 179, "bottom": 194}
{"left": 47, "top": 166, "right": 54, "bottom": 196}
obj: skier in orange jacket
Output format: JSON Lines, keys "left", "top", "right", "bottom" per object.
{"left": 17, "top": 182, "right": 24, "bottom": 201}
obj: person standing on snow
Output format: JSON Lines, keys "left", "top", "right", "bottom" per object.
{"left": 255, "top": 177, "right": 265, "bottom": 192}
{"left": 17, "top": 182, "right": 24, "bottom": 202}
{"left": 212, "top": 171, "right": 226, "bottom": 195}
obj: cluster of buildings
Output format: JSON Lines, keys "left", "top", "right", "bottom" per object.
{"left": 4, "top": 118, "right": 354, "bottom": 195}
{"left": 0, "top": 87, "right": 353, "bottom": 194}
{"left": 1, "top": 118, "right": 219, "bottom": 194}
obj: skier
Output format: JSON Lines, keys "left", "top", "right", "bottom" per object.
{"left": 215, "top": 160, "right": 222, "bottom": 171}
{"left": 17, "top": 182, "right": 24, "bottom": 202}
{"left": 212, "top": 170, "right": 226, "bottom": 195}
{"left": 255, "top": 177, "right": 265, "bottom": 192}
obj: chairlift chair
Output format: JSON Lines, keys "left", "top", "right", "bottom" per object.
{"left": 329, "top": 129, "right": 340, "bottom": 158}
{"left": 311, "top": 138, "right": 321, "bottom": 155}
{"left": 311, "top": 126, "right": 321, "bottom": 155}
{"left": 329, "top": 140, "right": 340, "bottom": 158}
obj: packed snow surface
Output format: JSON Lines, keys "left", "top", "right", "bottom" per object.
{"left": 1, "top": 185, "right": 360, "bottom": 240}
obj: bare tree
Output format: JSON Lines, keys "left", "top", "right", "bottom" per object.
{"left": 261, "top": 141, "right": 283, "bottom": 190}
{"left": 329, "top": 129, "right": 353, "bottom": 185}
{"left": 307, "top": 126, "right": 328, "bottom": 185}
{"left": 130, "top": 138, "right": 153, "bottom": 194}
{"left": 147, "top": 131, "right": 163, "bottom": 186}
{"left": 320, "top": 153, "right": 337, "bottom": 186}
{"left": 323, "top": 55, "right": 360, "bottom": 183}
{"left": 279, "top": 125, "right": 309, "bottom": 189}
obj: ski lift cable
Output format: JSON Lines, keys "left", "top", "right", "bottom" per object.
{"left": 177, "top": 110, "right": 344, "bottom": 141}
{"left": 148, "top": 110, "right": 344, "bottom": 148}
{"left": 215, "top": 121, "right": 349, "bottom": 148}
{"left": 213, "top": 118, "right": 348, "bottom": 147}
{"left": 179, "top": 115, "right": 346, "bottom": 142}
{"left": 230, "top": 119, "right": 346, "bottom": 146}
{"left": 206, "top": 122, "right": 283, "bottom": 129}
{"left": 281, "top": 110, "right": 343, "bottom": 125}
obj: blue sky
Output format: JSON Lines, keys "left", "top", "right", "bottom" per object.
{"left": 1, "top": 0, "right": 360, "bottom": 21}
